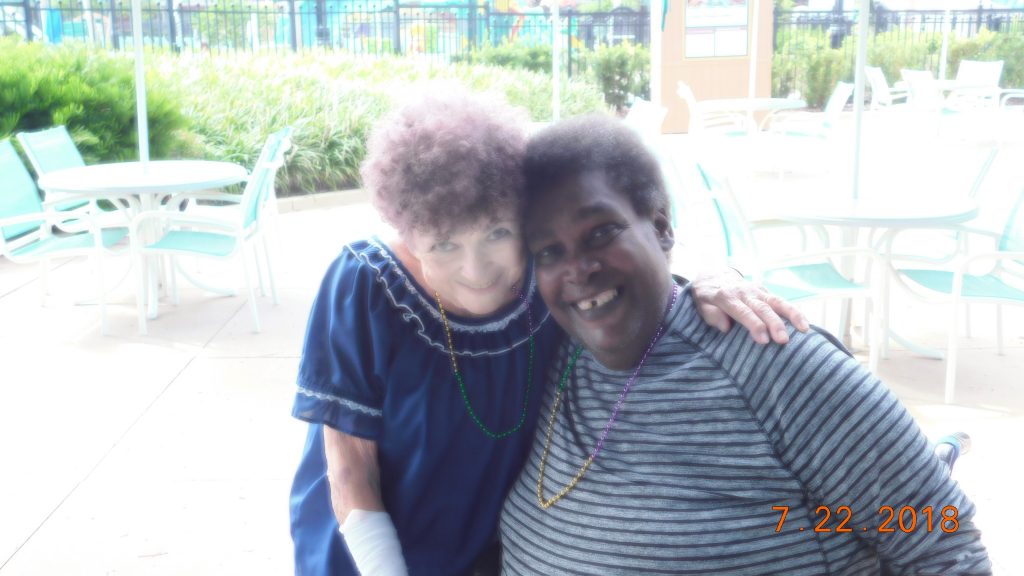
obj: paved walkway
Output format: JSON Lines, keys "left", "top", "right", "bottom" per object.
{"left": 1, "top": 134, "right": 1022, "bottom": 574}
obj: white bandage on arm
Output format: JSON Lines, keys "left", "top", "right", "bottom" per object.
{"left": 339, "top": 509, "right": 410, "bottom": 576}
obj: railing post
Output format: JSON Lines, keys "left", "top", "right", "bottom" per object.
{"left": 467, "top": 0, "right": 477, "bottom": 49}
{"left": 483, "top": 0, "right": 490, "bottom": 47}
{"left": 22, "top": 0, "right": 34, "bottom": 41}
{"left": 565, "top": 9, "right": 572, "bottom": 79}
{"left": 772, "top": 5, "right": 778, "bottom": 51}
{"left": 288, "top": 0, "right": 297, "bottom": 51}
{"left": 392, "top": 0, "right": 401, "bottom": 54}
{"left": 976, "top": 2, "right": 983, "bottom": 34}
{"left": 110, "top": 0, "right": 119, "bottom": 48}
{"left": 315, "top": 0, "right": 328, "bottom": 46}
{"left": 167, "top": 0, "right": 177, "bottom": 50}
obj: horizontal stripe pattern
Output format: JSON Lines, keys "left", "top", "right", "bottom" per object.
{"left": 499, "top": 288, "right": 991, "bottom": 575}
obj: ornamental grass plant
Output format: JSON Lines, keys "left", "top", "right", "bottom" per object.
{"left": 0, "top": 38, "right": 607, "bottom": 195}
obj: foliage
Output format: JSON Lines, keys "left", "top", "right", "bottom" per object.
{"left": 460, "top": 40, "right": 650, "bottom": 110}
{"left": 0, "top": 38, "right": 605, "bottom": 195}
{"left": 0, "top": 37, "right": 189, "bottom": 163}
{"left": 773, "top": 24, "right": 1023, "bottom": 107}
{"left": 582, "top": 41, "right": 649, "bottom": 110}
{"left": 452, "top": 41, "right": 552, "bottom": 73}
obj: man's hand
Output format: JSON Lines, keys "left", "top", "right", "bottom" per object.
{"left": 690, "top": 269, "right": 810, "bottom": 344}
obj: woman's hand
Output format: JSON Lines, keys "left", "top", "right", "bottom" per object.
{"left": 690, "top": 269, "right": 810, "bottom": 344}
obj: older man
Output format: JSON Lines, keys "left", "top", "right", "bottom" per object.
{"left": 498, "top": 114, "right": 991, "bottom": 574}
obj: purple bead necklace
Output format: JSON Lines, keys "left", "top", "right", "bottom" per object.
{"left": 537, "top": 282, "right": 680, "bottom": 510}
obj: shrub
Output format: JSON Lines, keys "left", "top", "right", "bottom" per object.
{"left": 162, "top": 51, "right": 606, "bottom": 193}
{"left": 459, "top": 40, "right": 650, "bottom": 111}
{"left": 0, "top": 41, "right": 607, "bottom": 195}
{"left": 0, "top": 37, "right": 189, "bottom": 163}
{"left": 452, "top": 42, "right": 552, "bottom": 74}
{"left": 582, "top": 41, "right": 650, "bottom": 111}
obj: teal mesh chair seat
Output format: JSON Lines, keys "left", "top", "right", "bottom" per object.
{"left": 129, "top": 127, "right": 292, "bottom": 335}
{"left": 894, "top": 188, "right": 1024, "bottom": 403}
{"left": 0, "top": 139, "right": 129, "bottom": 334}
{"left": 900, "top": 269, "right": 1024, "bottom": 301}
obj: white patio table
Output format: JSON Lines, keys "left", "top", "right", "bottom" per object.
{"left": 746, "top": 195, "right": 980, "bottom": 359}
{"left": 38, "top": 160, "right": 249, "bottom": 319}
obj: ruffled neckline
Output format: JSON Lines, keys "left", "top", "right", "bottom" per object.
{"left": 347, "top": 237, "right": 549, "bottom": 357}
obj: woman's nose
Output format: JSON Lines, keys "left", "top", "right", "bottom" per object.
{"left": 462, "top": 250, "right": 492, "bottom": 284}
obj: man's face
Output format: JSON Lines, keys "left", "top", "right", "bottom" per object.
{"left": 525, "top": 170, "right": 674, "bottom": 370}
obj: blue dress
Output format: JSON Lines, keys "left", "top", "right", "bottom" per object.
{"left": 290, "top": 238, "right": 562, "bottom": 576}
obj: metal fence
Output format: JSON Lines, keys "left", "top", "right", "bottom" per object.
{"left": 0, "top": 0, "right": 647, "bottom": 73}
{"left": 3, "top": 3, "right": 1021, "bottom": 82}
{"left": 775, "top": 8, "right": 1024, "bottom": 60}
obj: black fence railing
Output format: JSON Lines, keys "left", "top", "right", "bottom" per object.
{"left": 3, "top": 3, "right": 1021, "bottom": 83}
{"left": 0, "top": 0, "right": 648, "bottom": 75}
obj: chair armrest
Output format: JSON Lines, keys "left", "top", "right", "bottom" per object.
{"left": 1000, "top": 90, "right": 1024, "bottom": 108}
{"left": 958, "top": 250, "right": 1024, "bottom": 271}
{"left": 767, "top": 247, "right": 880, "bottom": 268}
{"left": 165, "top": 191, "right": 243, "bottom": 211}
{"left": 0, "top": 211, "right": 59, "bottom": 229}
{"left": 131, "top": 211, "right": 239, "bottom": 237}
{"left": 764, "top": 112, "right": 826, "bottom": 135}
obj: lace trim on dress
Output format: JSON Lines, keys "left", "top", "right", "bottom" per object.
{"left": 296, "top": 386, "right": 384, "bottom": 417}
{"left": 345, "top": 238, "right": 551, "bottom": 358}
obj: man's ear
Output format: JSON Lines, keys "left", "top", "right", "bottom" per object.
{"left": 654, "top": 207, "right": 674, "bottom": 252}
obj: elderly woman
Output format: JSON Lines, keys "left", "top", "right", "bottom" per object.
{"left": 498, "top": 114, "right": 991, "bottom": 574}
{"left": 289, "top": 92, "right": 808, "bottom": 576}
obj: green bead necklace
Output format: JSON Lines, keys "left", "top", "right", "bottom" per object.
{"left": 435, "top": 287, "right": 534, "bottom": 439}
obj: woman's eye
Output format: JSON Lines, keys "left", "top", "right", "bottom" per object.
{"left": 487, "top": 227, "right": 513, "bottom": 241}
{"left": 433, "top": 241, "right": 457, "bottom": 253}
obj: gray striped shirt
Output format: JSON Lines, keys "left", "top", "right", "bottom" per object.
{"left": 499, "top": 286, "right": 990, "bottom": 575}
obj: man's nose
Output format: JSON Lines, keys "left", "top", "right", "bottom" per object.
{"left": 565, "top": 253, "right": 600, "bottom": 284}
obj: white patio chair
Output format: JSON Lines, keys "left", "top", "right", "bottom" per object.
{"left": 865, "top": 66, "right": 907, "bottom": 110}
{"left": 16, "top": 126, "right": 94, "bottom": 216}
{"left": 130, "top": 128, "right": 292, "bottom": 335}
{"left": 947, "top": 59, "right": 1004, "bottom": 110}
{"left": 0, "top": 138, "right": 129, "bottom": 334}
{"left": 676, "top": 81, "right": 753, "bottom": 136}
{"left": 889, "top": 187, "right": 1024, "bottom": 404}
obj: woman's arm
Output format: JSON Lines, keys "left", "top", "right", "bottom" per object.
{"left": 323, "top": 426, "right": 409, "bottom": 576}
{"left": 689, "top": 268, "right": 810, "bottom": 345}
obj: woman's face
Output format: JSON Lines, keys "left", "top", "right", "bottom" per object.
{"left": 406, "top": 213, "right": 527, "bottom": 318}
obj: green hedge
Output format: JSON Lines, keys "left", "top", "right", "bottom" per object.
{"left": 460, "top": 41, "right": 651, "bottom": 111}
{"left": 0, "top": 38, "right": 608, "bottom": 195}
{"left": 0, "top": 38, "right": 189, "bottom": 163}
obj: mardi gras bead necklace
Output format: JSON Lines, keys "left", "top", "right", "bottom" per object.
{"left": 537, "top": 283, "right": 679, "bottom": 509}
{"left": 435, "top": 286, "right": 534, "bottom": 439}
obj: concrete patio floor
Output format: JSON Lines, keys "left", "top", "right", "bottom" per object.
{"left": 1, "top": 135, "right": 1022, "bottom": 574}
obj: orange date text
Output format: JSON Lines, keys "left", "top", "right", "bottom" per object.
{"left": 772, "top": 505, "right": 960, "bottom": 534}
